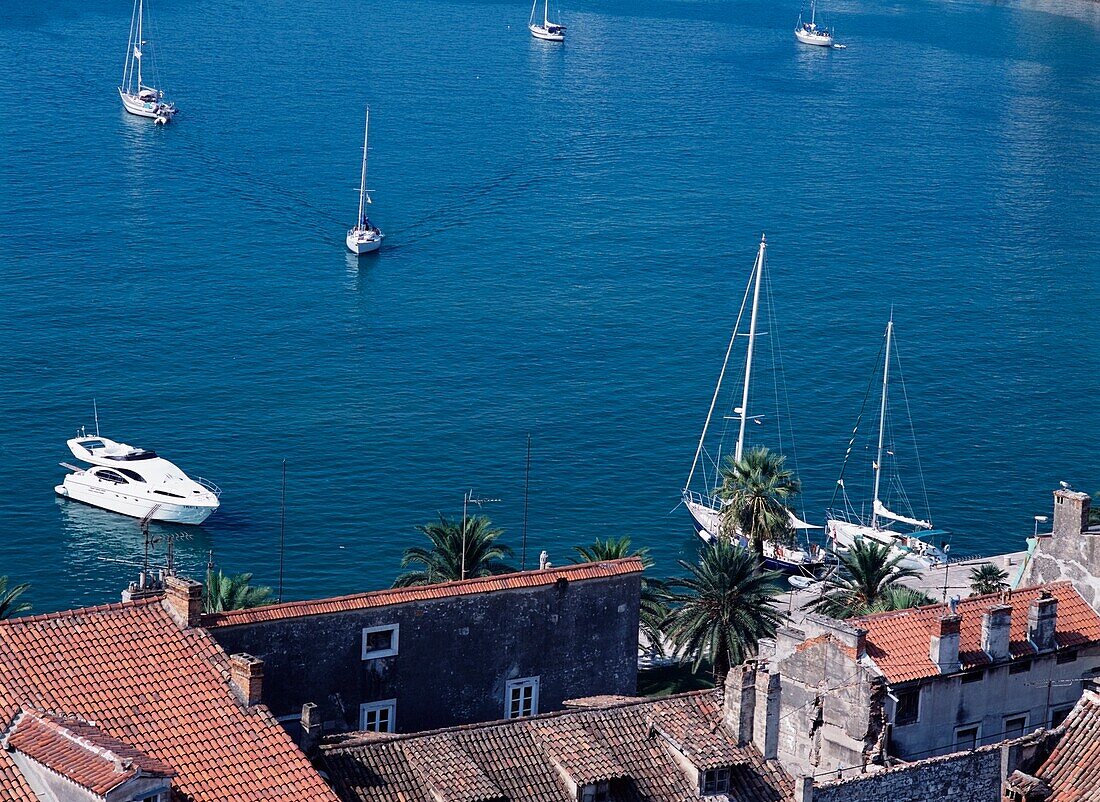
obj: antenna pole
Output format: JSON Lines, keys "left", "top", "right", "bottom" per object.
{"left": 462, "top": 490, "right": 470, "bottom": 581}
{"left": 872, "top": 316, "right": 893, "bottom": 529}
{"left": 279, "top": 459, "right": 286, "bottom": 602}
{"left": 735, "top": 234, "right": 766, "bottom": 463}
{"left": 93, "top": 398, "right": 100, "bottom": 437}
{"left": 522, "top": 434, "right": 532, "bottom": 570}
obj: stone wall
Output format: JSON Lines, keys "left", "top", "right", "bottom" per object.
{"left": 208, "top": 571, "right": 641, "bottom": 734}
{"left": 1025, "top": 490, "right": 1100, "bottom": 610}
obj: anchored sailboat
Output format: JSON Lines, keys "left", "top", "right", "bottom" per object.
{"left": 826, "top": 318, "right": 949, "bottom": 572}
{"left": 682, "top": 235, "right": 825, "bottom": 575}
{"left": 795, "top": 0, "right": 834, "bottom": 47}
{"left": 346, "top": 107, "right": 384, "bottom": 256}
{"left": 529, "top": 0, "right": 565, "bottom": 42}
{"left": 119, "top": 0, "right": 177, "bottom": 124}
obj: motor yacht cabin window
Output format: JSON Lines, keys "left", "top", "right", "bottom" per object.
{"left": 117, "top": 468, "right": 146, "bottom": 482}
{"left": 95, "top": 469, "right": 129, "bottom": 484}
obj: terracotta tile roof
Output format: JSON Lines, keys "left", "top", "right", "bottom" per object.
{"left": 204, "top": 559, "right": 644, "bottom": 628}
{"left": 855, "top": 582, "right": 1100, "bottom": 684}
{"left": 319, "top": 690, "right": 792, "bottom": 802}
{"left": 401, "top": 735, "right": 504, "bottom": 802}
{"left": 647, "top": 692, "right": 757, "bottom": 771}
{"left": 1032, "top": 687, "right": 1100, "bottom": 802}
{"left": 0, "top": 597, "right": 339, "bottom": 802}
{"left": 5, "top": 712, "right": 174, "bottom": 795}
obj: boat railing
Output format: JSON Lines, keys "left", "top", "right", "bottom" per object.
{"left": 682, "top": 488, "right": 722, "bottom": 511}
{"left": 824, "top": 507, "right": 869, "bottom": 528}
{"left": 196, "top": 477, "right": 222, "bottom": 498}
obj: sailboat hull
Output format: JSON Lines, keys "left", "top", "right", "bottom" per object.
{"left": 119, "top": 88, "right": 175, "bottom": 122}
{"left": 826, "top": 518, "right": 945, "bottom": 572}
{"left": 795, "top": 28, "right": 833, "bottom": 46}
{"left": 529, "top": 24, "right": 565, "bottom": 41}
{"left": 346, "top": 230, "right": 383, "bottom": 255}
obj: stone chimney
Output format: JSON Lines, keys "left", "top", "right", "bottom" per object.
{"left": 752, "top": 667, "right": 781, "bottom": 761}
{"left": 723, "top": 663, "right": 757, "bottom": 745}
{"left": 982, "top": 604, "right": 1013, "bottom": 662}
{"left": 1027, "top": 592, "right": 1059, "bottom": 652}
{"left": 1053, "top": 489, "right": 1090, "bottom": 539}
{"left": 163, "top": 576, "right": 203, "bottom": 628}
{"left": 229, "top": 653, "right": 264, "bottom": 706}
{"left": 299, "top": 702, "right": 322, "bottom": 753}
{"left": 929, "top": 614, "right": 962, "bottom": 673}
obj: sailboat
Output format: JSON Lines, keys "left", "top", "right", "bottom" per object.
{"left": 119, "top": 0, "right": 177, "bottom": 124}
{"left": 825, "top": 318, "right": 949, "bottom": 572}
{"left": 529, "top": 0, "right": 566, "bottom": 42}
{"left": 682, "top": 235, "right": 826, "bottom": 575}
{"left": 795, "top": 0, "right": 834, "bottom": 47}
{"left": 346, "top": 107, "right": 384, "bottom": 256}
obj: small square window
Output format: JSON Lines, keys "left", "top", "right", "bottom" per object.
{"left": 1009, "top": 660, "right": 1032, "bottom": 675}
{"left": 360, "top": 699, "right": 397, "bottom": 732}
{"left": 894, "top": 688, "right": 920, "bottom": 726}
{"left": 1051, "top": 706, "right": 1073, "bottom": 728}
{"left": 362, "top": 624, "right": 399, "bottom": 660}
{"left": 701, "top": 767, "right": 731, "bottom": 795}
{"left": 1004, "top": 715, "right": 1028, "bottom": 740}
{"left": 579, "top": 781, "right": 610, "bottom": 802}
{"left": 961, "top": 670, "right": 984, "bottom": 684}
{"left": 954, "top": 724, "right": 980, "bottom": 751}
{"left": 1056, "top": 650, "right": 1078, "bottom": 665}
{"left": 505, "top": 677, "right": 540, "bottom": 719}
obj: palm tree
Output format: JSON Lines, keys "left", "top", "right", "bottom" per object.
{"left": 663, "top": 540, "right": 784, "bottom": 682}
{"left": 969, "top": 563, "right": 1010, "bottom": 596}
{"left": 716, "top": 446, "right": 801, "bottom": 561}
{"left": 805, "top": 540, "right": 931, "bottom": 619}
{"left": 0, "top": 576, "right": 30, "bottom": 620}
{"left": 394, "top": 514, "right": 514, "bottom": 587}
{"left": 203, "top": 569, "right": 273, "bottom": 613}
{"left": 573, "top": 535, "right": 669, "bottom": 653}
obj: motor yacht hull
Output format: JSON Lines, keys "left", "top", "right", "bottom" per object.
{"left": 529, "top": 24, "right": 565, "bottom": 41}
{"left": 346, "top": 230, "right": 383, "bottom": 254}
{"left": 795, "top": 28, "right": 833, "bottom": 46}
{"left": 56, "top": 474, "right": 216, "bottom": 524}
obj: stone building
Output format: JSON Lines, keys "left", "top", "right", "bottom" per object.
{"left": 763, "top": 582, "right": 1100, "bottom": 776}
{"left": 1024, "top": 489, "right": 1100, "bottom": 611}
{"left": 204, "top": 558, "right": 642, "bottom": 736}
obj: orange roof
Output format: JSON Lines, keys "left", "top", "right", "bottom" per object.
{"left": 0, "top": 598, "right": 339, "bottom": 802}
{"left": 204, "top": 559, "right": 644, "bottom": 628}
{"left": 856, "top": 582, "right": 1100, "bottom": 683}
{"left": 1033, "top": 687, "right": 1100, "bottom": 802}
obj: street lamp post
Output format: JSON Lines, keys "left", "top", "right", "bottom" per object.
{"left": 461, "top": 489, "right": 501, "bottom": 580}
{"left": 1034, "top": 515, "right": 1049, "bottom": 538}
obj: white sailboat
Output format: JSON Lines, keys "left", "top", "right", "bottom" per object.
{"left": 529, "top": 0, "right": 565, "bottom": 41}
{"left": 825, "top": 318, "right": 949, "bottom": 572}
{"left": 682, "top": 235, "right": 825, "bottom": 574}
{"left": 346, "top": 107, "right": 384, "bottom": 256}
{"left": 795, "top": 0, "right": 834, "bottom": 47}
{"left": 119, "top": 0, "right": 177, "bottom": 124}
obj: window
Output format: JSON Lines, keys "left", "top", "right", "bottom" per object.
{"left": 954, "top": 724, "right": 981, "bottom": 751}
{"left": 1003, "top": 714, "right": 1028, "bottom": 740}
{"left": 893, "top": 688, "right": 920, "bottom": 726}
{"left": 362, "top": 624, "right": 399, "bottom": 659}
{"left": 1009, "top": 659, "right": 1032, "bottom": 675}
{"left": 579, "top": 781, "right": 610, "bottom": 802}
{"left": 701, "top": 767, "right": 731, "bottom": 795}
{"left": 117, "top": 468, "right": 146, "bottom": 482}
{"left": 505, "top": 677, "right": 540, "bottom": 719}
{"left": 95, "top": 469, "right": 128, "bottom": 484}
{"left": 359, "top": 699, "right": 396, "bottom": 732}
{"left": 1056, "top": 650, "right": 1078, "bottom": 665}
{"left": 961, "top": 670, "right": 984, "bottom": 684}
{"left": 1051, "top": 706, "right": 1073, "bottom": 728}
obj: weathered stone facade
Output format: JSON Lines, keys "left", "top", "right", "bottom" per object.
{"left": 1025, "top": 490, "right": 1100, "bottom": 610}
{"left": 206, "top": 564, "right": 641, "bottom": 735}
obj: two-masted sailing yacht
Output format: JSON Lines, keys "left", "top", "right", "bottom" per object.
{"left": 346, "top": 107, "right": 384, "bottom": 255}
{"left": 529, "top": 0, "right": 566, "bottom": 41}
{"left": 119, "top": 0, "right": 177, "bottom": 124}
{"left": 795, "top": 0, "right": 834, "bottom": 47}
{"left": 682, "top": 235, "right": 825, "bottom": 575}
{"left": 825, "top": 317, "right": 949, "bottom": 572}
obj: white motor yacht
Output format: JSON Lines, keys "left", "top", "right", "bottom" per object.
{"left": 795, "top": 0, "right": 834, "bottom": 47}
{"left": 529, "top": 0, "right": 565, "bottom": 41}
{"left": 346, "top": 106, "right": 384, "bottom": 255}
{"left": 56, "top": 430, "right": 220, "bottom": 524}
{"left": 119, "top": 0, "right": 177, "bottom": 124}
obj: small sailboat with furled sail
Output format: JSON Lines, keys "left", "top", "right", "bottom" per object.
{"left": 825, "top": 317, "right": 950, "bottom": 572}
{"left": 682, "top": 235, "right": 826, "bottom": 575}
{"left": 529, "top": 0, "right": 565, "bottom": 42}
{"left": 795, "top": 0, "right": 834, "bottom": 47}
{"left": 119, "top": 0, "right": 176, "bottom": 124}
{"left": 346, "top": 107, "right": 384, "bottom": 255}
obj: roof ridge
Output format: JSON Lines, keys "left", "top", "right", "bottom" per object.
{"left": 321, "top": 687, "right": 716, "bottom": 752}
{"left": 0, "top": 596, "right": 162, "bottom": 627}
{"left": 855, "top": 580, "right": 1079, "bottom": 623}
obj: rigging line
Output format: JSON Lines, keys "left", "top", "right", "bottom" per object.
{"left": 829, "top": 332, "right": 889, "bottom": 509}
{"left": 892, "top": 342, "right": 934, "bottom": 528}
{"left": 684, "top": 255, "right": 755, "bottom": 492}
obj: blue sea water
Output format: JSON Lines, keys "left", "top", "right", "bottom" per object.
{"left": 0, "top": 0, "right": 1097, "bottom": 614}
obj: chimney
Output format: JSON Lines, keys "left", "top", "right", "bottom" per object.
{"left": 752, "top": 667, "right": 781, "bottom": 761}
{"left": 929, "top": 614, "right": 962, "bottom": 673}
{"left": 982, "top": 604, "right": 1013, "bottom": 662}
{"left": 163, "top": 576, "right": 203, "bottom": 628}
{"left": 723, "top": 663, "right": 757, "bottom": 745}
{"left": 299, "top": 702, "right": 322, "bottom": 753}
{"left": 229, "top": 653, "right": 264, "bottom": 706}
{"left": 1027, "top": 592, "right": 1058, "bottom": 652}
{"left": 1053, "top": 489, "right": 1089, "bottom": 539}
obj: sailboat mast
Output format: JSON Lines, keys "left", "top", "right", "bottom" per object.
{"left": 544, "top": 0, "right": 550, "bottom": 27}
{"left": 136, "top": 0, "right": 144, "bottom": 90}
{"left": 357, "top": 108, "right": 369, "bottom": 227}
{"left": 871, "top": 317, "right": 893, "bottom": 529}
{"left": 810, "top": 0, "right": 816, "bottom": 25}
{"left": 735, "top": 235, "right": 766, "bottom": 463}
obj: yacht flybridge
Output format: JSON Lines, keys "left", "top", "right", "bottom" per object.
{"left": 119, "top": 0, "right": 177, "bottom": 124}
{"left": 682, "top": 235, "right": 825, "bottom": 575}
{"left": 56, "top": 430, "right": 220, "bottom": 524}
{"left": 346, "top": 107, "right": 384, "bottom": 255}
{"left": 795, "top": 0, "right": 834, "bottom": 47}
{"left": 825, "top": 318, "right": 949, "bottom": 572}
{"left": 529, "top": 0, "right": 565, "bottom": 41}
